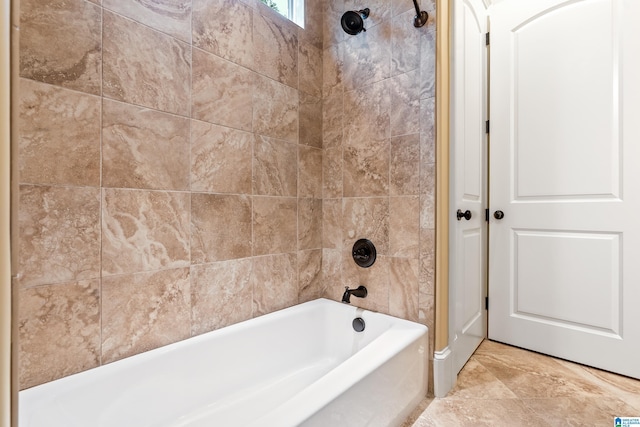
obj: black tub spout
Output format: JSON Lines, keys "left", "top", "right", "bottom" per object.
{"left": 342, "top": 285, "right": 368, "bottom": 304}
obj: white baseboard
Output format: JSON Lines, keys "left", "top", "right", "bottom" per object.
{"left": 433, "top": 346, "right": 456, "bottom": 398}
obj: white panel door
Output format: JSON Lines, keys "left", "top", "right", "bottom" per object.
{"left": 489, "top": 0, "right": 640, "bottom": 378}
{"left": 450, "top": 0, "right": 488, "bottom": 375}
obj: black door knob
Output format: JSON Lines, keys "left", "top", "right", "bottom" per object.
{"left": 494, "top": 210, "right": 505, "bottom": 220}
{"left": 456, "top": 209, "right": 472, "bottom": 221}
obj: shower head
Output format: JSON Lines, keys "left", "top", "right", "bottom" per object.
{"left": 412, "top": 0, "right": 428, "bottom": 27}
{"left": 341, "top": 8, "right": 370, "bottom": 35}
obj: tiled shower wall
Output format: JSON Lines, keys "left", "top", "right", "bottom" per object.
{"left": 16, "top": 0, "right": 324, "bottom": 389}
{"left": 15, "top": 0, "right": 437, "bottom": 391}
{"left": 321, "top": 0, "right": 436, "bottom": 371}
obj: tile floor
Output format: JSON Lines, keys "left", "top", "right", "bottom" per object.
{"left": 403, "top": 340, "right": 640, "bottom": 426}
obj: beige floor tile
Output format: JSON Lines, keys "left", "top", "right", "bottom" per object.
{"left": 405, "top": 340, "right": 640, "bottom": 427}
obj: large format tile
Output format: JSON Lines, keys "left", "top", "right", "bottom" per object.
{"left": 342, "top": 197, "right": 389, "bottom": 254}
{"left": 192, "top": 49, "right": 254, "bottom": 131}
{"left": 103, "top": 11, "right": 191, "bottom": 116}
{"left": 18, "top": 280, "right": 100, "bottom": 389}
{"left": 417, "top": 398, "right": 547, "bottom": 427}
{"left": 389, "top": 257, "right": 419, "bottom": 321}
{"left": 253, "top": 12, "right": 298, "bottom": 88}
{"left": 19, "top": 78, "right": 100, "bottom": 187}
{"left": 191, "top": 193, "right": 252, "bottom": 263}
{"left": 298, "top": 145, "right": 322, "bottom": 198}
{"left": 298, "top": 198, "right": 322, "bottom": 250}
{"left": 522, "top": 396, "right": 639, "bottom": 427}
{"left": 253, "top": 136, "right": 298, "bottom": 197}
{"left": 253, "top": 75, "right": 299, "bottom": 143}
{"left": 406, "top": 333, "right": 640, "bottom": 426}
{"left": 472, "top": 347, "right": 613, "bottom": 399}
{"left": 190, "top": 259, "right": 253, "bottom": 335}
{"left": 252, "top": 196, "right": 297, "bottom": 256}
{"left": 193, "top": 0, "right": 254, "bottom": 69}
{"left": 19, "top": 185, "right": 101, "bottom": 288}
{"left": 102, "top": 189, "right": 190, "bottom": 276}
{"left": 102, "top": 99, "right": 190, "bottom": 191}
{"left": 191, "top": 120, "right": 253, "bottom": 194}
{"left": 101, "top": 268, "right": 191, "bottom": 363}
{"left": 103, "top": 0, "right": 191, "bottom": 42}
{"left": 446, "top": 359, "right": 518, "bottom": 400}
{"left": 20, "top": 0, "right": 101, "bottom": 94}
{"left": 299, "top": 92, "right": 322, "bottom": 149}
{"left": 252, "top": 253, "right": 298, "bottom": 316}
{"left": 391, "top": 133, "right": 420, "bottom": 196}
{"left": 298, "top": 249, "right": 323, "bottom": 302}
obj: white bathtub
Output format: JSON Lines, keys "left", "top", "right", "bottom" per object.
{"left": 19, "top": 298, "right": 428, "bottom": 427}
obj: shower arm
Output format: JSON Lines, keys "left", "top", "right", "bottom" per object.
{"left": 412, "top": 0, "right": 428, "bottom": 27}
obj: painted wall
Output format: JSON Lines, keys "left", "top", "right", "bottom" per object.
{"left": 320, "top": 0, "right": 437, "bottom": 382}
{"left": 14, "top": 0, "right": 437, "bottom": 393}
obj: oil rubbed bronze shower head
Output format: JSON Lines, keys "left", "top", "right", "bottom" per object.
{"left": 340, "top": 8, "right": 370, "bottom": 35}
{"left": 412, "top": 0, "right": 428, "bottom": 27}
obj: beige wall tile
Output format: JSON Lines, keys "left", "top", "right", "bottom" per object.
{"left": 191, "top": 193, "right": 252, "bottom": 263}
{"left": 419, "top": 228, "right": 435, "bottom": 297}
{"left": 298, "top": 198, "right": 322, "bottom": 250}
{"left": 191, "top": 120, "right": 253, "bottom": 194}
{"left": 192, "top": 48, "right": 254, "bottom": 131}
{"left": 420, "top": 163, "right": 436, "bottom": 230}
{"left": 253, "top": 135, "right": 298, "bottom": 197}
{"left": 253, "top": 196, "right": 297, "bottom": 256}
{"left": 298, "top": 145, "right": 322, "bottom": 198}
{"left": 299, "top": 93, "right": 322, "bottom": 149}
{"left": 253, "top": 75, "right": 299, "bottom": 143}
{"left": 322, "top": 147, "right": 343, "bottom": 199}
{"left": 420, "top": 27, "right": 436, "bottom": 100}
{"left": 190, "top": 259, "right": 253, "bottom": 335}
{"left": 19, "top": 78, "right": 100, "bottom": 187}
{"left": 299, "top": 41, "right": 322, "bottom": 98}
{"left": 103, "top": 0, "right": 192, "bottom": 42}
{"left": 253, "top": 13, "right": 298, "bottom": 88}
{"left": 299, "top": 0, "right": 323, "bottom": 49}
{"left": 390, "top": 196, "right": 420, "bottom": 258}
{"left": 102, "top": 99, "right": 190, "bottom": 191}
{"left": 19, "top": 185, "right": 101, "bottom": 288}
{"left": 342, "top": 250, "right": 390, "bottom": 313}
{"left": 252, "top": 253, "right": 297, "bottom": 316}
{"left": 343, "top": 20, "right": 390, "bottom": 90}
{"left": 322, "top": 198, "right": 343, "bottom": 249}
{"left": 18, "top": 280, "right": 100, "bottom": 389}
{"left": 420, "top": 97, "right": 436, "bottom": 164}
{"left": 390, "top": 133, "right": 420, "bottom": 196}
{"left": 20, "top": 0, "right": 101, "bottom": 94}
{"left": 322, "top": 91, "right": 343, "bottom": 149}
{"left": 193, "top": 0, "right": 254, "bottom": 69}
{"left": 323, "top": 44, "right": 343, "bottom": 99}
{"left": 390, "top": 70, "right": 420, "bottom": 136}
{"left": 389, "top": 257, "right": 419, "bottom": 322}
{"left": 103, "top": 11, "right": 191, "bottom": 116}
{"left": 323, "top": 0, "right": 345, "bottom": 48}
{"left": 344, "top": 79, "right": 390, "bottom": 147}
{"left": 391, "top": 9, "right": 421, "bottom": 76}
{"left": 102, "top": 268, "right": 191, "bottom": 363}
{"left": 298, "top": 249, "right": 323, "bottom": 302}
{"left": 321, "top": 248, "right": 343, "bottom": 297}
{"left": 342, "top": 197, "right": 389, "bottom": 254}
{"left": 343, "top": 142, "right": 390, "bottom": 197}
{"left": 102, "top": 189, "right": 191, "bottom": 276}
